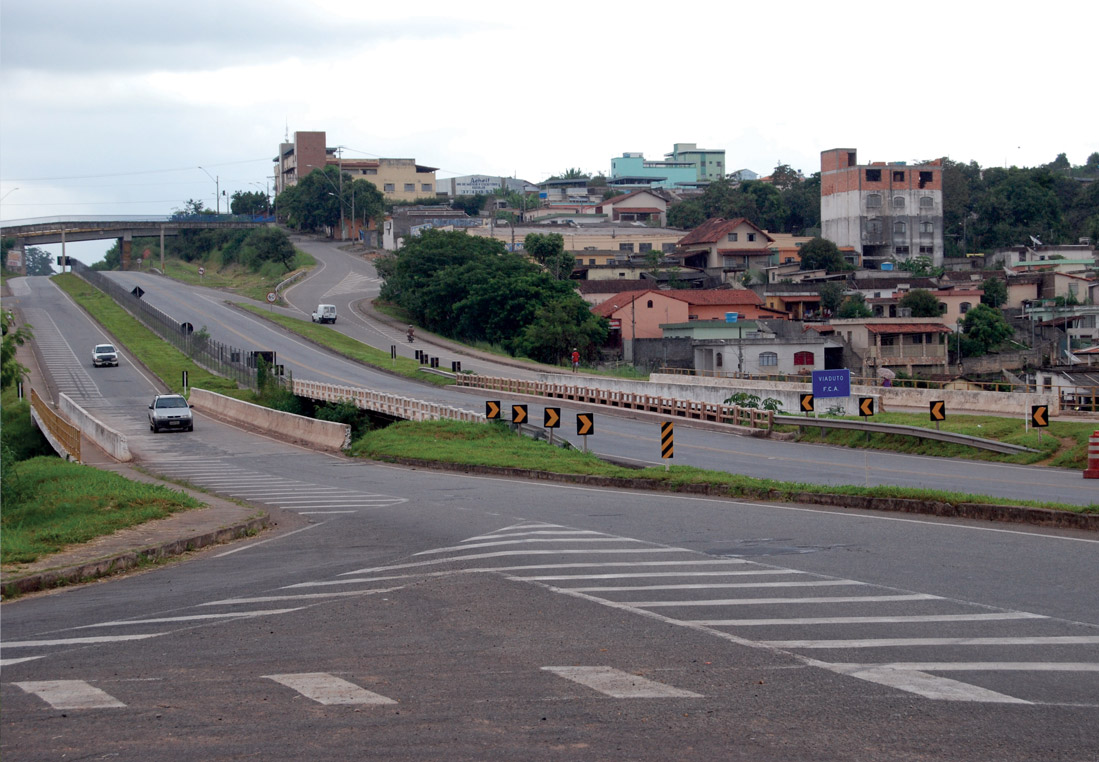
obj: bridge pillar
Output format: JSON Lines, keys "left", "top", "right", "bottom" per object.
{"left": 120, "top": 232, "right": 133, "bottom": 270}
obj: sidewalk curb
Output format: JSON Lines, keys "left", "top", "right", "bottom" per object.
{"left": 2, "top": 514, "right": 269, "bottom": 598}
{"left": 377, "top": 457, "right": 1099, "bottom": 532}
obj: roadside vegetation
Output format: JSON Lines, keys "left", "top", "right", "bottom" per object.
{"left": 350, "top": 419, "right": 1098, "bottom": 514}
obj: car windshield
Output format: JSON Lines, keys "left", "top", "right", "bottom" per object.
{"left": 156, "top": 398, "right": 188, "bottom": 409}
{"left": 95, "top": 345, "right": 116, "bottom": 353}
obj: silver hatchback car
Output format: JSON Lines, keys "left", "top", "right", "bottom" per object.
{"left": 148, "top": 394, "right": 194, "bottom": 432}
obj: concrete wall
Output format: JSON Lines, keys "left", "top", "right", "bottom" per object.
{"left": 59, "top": 393, "right": 132, "bottom": 461}
{"left": 190, "top": 388, "right": 350, "bottom": 451}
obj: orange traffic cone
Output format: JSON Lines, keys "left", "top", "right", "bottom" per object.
{"left": 1085, "top": 431, "right": 1099, "bottom": 479}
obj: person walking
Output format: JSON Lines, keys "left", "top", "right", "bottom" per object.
{"left": 571, "top": 348, "right": 580, "bottom": 373}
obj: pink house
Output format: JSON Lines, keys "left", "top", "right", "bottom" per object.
{"left": 591, "top": 288, "right": 783, "bottom": 342}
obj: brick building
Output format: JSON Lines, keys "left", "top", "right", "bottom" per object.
{"left": 820, "top": 148, "right": 944, "bottom": 268}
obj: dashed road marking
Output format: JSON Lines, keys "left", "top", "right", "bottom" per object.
{"left": 16, "top": 680, "right": 127, "bottom": 709}
{"left": 264, "top": 672, "right": 396, "bottom": 705}
{"left": 542, "top": 666, "right": 702, "bottom": 699}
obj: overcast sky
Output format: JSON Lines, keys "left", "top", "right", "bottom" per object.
{"left": 2, "top": 0, "right": 1096, "bottom": 264}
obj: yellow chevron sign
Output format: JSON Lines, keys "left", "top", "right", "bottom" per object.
{"left": 485, "top": 401, "right": 500, "bottom": 420}
{"left": 859, "top": 397, "right": 875, "bottom": 417}
{"left": 661, "top": 421, "right": 674, "bottom": 459}
{"left": 544, "top": 407, "right": 560, "bottom": 428}
{"left": 800, "top": 393, "right": 814, "bottom": 413}
{"left": 512, "top": 404, "right": 528, "bottom": 425}
{"left": 930, "top": 400, "right": 946, "bottom": 421}
{"left": 1031, "top": 405, "right": 1048, "bottom": 428}
{"left": 576, "top": 413, "right": 593, "bottom": 436}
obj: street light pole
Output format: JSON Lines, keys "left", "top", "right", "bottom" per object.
{"left": 198, "top": 166, "right": 219, "bottom": 215}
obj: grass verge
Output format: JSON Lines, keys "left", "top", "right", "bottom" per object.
{"left": 350, "top": 419, "right": 1099, "bottom": 514}
{"left": 154, "top": 250, "right": 317, "bottom": 304}
{"left": 1, "top": 456, "right": 203, "bottom": 565}
{"left": 783, "top": 411, "right": 1093, "bottom": 470}
{"left": 237, "top": 303, "right": 454, "bottom": 387}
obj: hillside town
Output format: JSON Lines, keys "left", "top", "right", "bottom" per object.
{"left": 271, "top": 131, "right": 1099, "bottom": 403}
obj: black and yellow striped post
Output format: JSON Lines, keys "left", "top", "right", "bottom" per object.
{"left": 661, "top": 421, "right": 674, "bottom": 470}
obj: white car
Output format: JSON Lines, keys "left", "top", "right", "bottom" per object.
{"left": 148, "top": 394, "right": 194, "bottom": 432}
{"left": 92, "top": 343, "right": 119, "bottom": 367}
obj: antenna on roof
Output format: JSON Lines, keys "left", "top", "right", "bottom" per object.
{"left": 284, "top": 119, "right": 289, "bottom": 142}
{"left": 1030, "top": 235, "right": 1043, "bottom": 247}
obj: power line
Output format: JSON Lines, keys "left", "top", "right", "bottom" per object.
{"left": 1, "top": 157, "right": 271, "bottom": 183}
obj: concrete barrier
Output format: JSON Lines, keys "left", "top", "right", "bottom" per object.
{"left": 189, "top": 388, "right": 351, "bottom": 451}
{"left": 58, "top": 393, "right": 131, "bottom": 462}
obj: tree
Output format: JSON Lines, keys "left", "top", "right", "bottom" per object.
{"left": 798, "top": 237, "right": 850, "bottom": 272}
{"left": 836, "top": 293, "right": 872, "bottom": 318}
{"left": 898, "top": 289, "right": 946, "bottom": 317}
{"left": 769, "top": 163, "right": 802, "bottom": 191}
{"left": 897, "top": 254, "right": 942, "bottom": 278}
{"left": 450, "top": 195, "right": 488, "bottom": 216}
{"left": 961, "top": 303, "right": 1013, "bottom": 356}
{"left": 818, "top": 282, "right": 846, "bottom": 315}
{"left": 245, "top": 227, "right": 296, "bottom": 271}
{"left": 173, "top": 198, "right": 211, "bottom": 217}
{"left": 230, "top": 190, "right": 269, "bottom": 216}
{"left": 524, "top": 233, "right": 574, "bottom": 280}
{"left": 667, "top": 200, "right": 705, "bottom": 229}
{"left": 24, "top": 247, "right": 55, "bottom": 276}
{"left": 1, "top": 310, "right": 32, "bottom": 389}
{"left": 981, "top": 277, "right": 1007, "bottom": 308}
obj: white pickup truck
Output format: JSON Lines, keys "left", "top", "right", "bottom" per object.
{"left": 311, "top": 304, "right": 337, "bottom": 324}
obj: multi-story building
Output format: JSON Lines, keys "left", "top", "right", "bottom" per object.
{"left": 434, "top": 175, "right": 537, "bottom": 197}
{"left": 609, "top": 153, "right": 698, "bottom": 190}
{"left": 664, "top": 143, "right": 725, "bottom": 183}
{"left": 274, "top": 131, "right": 437, "bottom": 202}
{"left": 820, "top": 148, "right": 944, "bottom": 268}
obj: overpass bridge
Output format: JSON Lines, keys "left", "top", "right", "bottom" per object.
{"left": 0, "top": 214, "right": 273, "bottom": 271}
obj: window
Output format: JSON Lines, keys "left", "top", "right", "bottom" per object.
{"left": 421, "top": 183, "right": 432, "bottom": 192}
{"left": 619, "top": 243, "right": 634, "bottom": 252}
{"left": 866, "top": 193, "right": 882, "bottom": 209}
{"left": 960, "top": 302, "right": 971, "bottom": 313}
{"left": 920, "top": 195, "right": 933, "bottom": 208}
{"left": 639, "top": 243, "right": 652, "bottom": 253}
{"left": 895, "top": 246, "right": 910, "bottom": 255}
{"left": 646, "top": 300, "right": 654, "bottom": 308}
{"left": 918, "top": 171, "right": 933, "bottom": 188}
{"left": 880, "top": 336, "right": 896, "bottom": 347}
{"left": 716, "top": 353, "right": 723, "bottom": 367}
{"left": 911, "top": 334, "right": 924, "bottom": 344}
{"left": 894, "top": 221, "right": 907, "bottom": 235}
{"left": 728, "top": 232, "right": 738, "bottom": 242}
{"left": 747, "top": 233, "right": 756, "bottom": 242}
{"left": 365, "top": 168, "right": 377, "bottom": 175}
{"left": 893, "top": 196, "right": 905, "bottom": 209}
{"left": 588, "top": 259, "right": 596, "bottom": 265}
{"left": 919, "top": 245, "right": 934, "bottom": 254}
{"left": 920, "top": 221, "right": 934, "bottom": 234}
{"left": 866, "top": 219, "right": 883, "bottom": 236}
{"left": 793, "top": 351, "right": 814, "bottom": 365}
{"left": 759, "top": 352, "right": 778, "bottom": 367}
{"left": 662, "top": 243, "right": 676, "bottom": 253}
{"left": 893, "top": 170, "right": 905, "bottom": 182}
{"left": 404, "top": 183, "right": 415, "bottom": 192}
{"left": 866, "top": 169, "right": 882, "bottom": 182}
{"left": 384, "top": 183, "right": 395, "bottom": 192}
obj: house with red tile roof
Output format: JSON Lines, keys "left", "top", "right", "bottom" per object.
{"left": 673, "top": 218, "right": 775, "bottom": 283}
{"left": 591, "top": 288, "right": 784, "bottom": 346}
{"left": 593, "top": 190, "right": 670, "bottom": 227}
{"left": 829, "top": 317, "right": 954, "bottom": 376}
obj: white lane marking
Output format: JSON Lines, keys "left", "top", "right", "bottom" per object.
{"left": 72, "top": 608, "right": 305, "bottom": 628}
{"left": 16, "top": 680, "right": 127, "bottom": 709}
{"left": 764, "top": 636, "right": 1099, "bottom": 649}
{"left": 3, "top": 633, "right": 166, "bottom": 648}
{"left": 692, "top": 613, "right": 1048, "bottom": 626}
{"left": 463, "top": 530, "right": 606, "bottom": 541}
{"left": 542, "top": 666, "right": 702, "bottom": 699}
{"left": 521, "top": 570, "right": 799, "bottom": 581}
{"left": 622, "top": 594, "right": 940, "bottom": 608}
{"left": 213, "top": 521, "right": 326, "bottom": 558}
{"left": 567, "top": 581, "right": 863, "bottom": 593}
{"left": 340, "top": 548, "right": 691, "bottom": 576}
{"left": 828, "top": 662, "right": 1099, "bottom": 672}
{"left": 199, "top": 587, "right": 406, "bottom": 606}
{"left": 299, "top": 510, "right": 358, "bottom": 515}
{"left": 821, "top": 665, "right": 1029, "bottom": 704}
{"left": 413, "top": 537, "right": 645, "bottom": 555}
{"left": 264, "top": 673, "right": 397, "bottom": 705}
{"left": 0, "top": 656, "right": 47, "bottom": 666}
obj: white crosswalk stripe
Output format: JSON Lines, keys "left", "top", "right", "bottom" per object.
{"left": 542, "top": 666, "right": 702, "bottom": 698}
{"left": 16, "top": 680, "right": 127, "bottom": 709}
{"left": 323, "top": 272, "right": 382, "bottom": 297}
{"left": 264, "top": 672, "right": 396, "bottom": 705}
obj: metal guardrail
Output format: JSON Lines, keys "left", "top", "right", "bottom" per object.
{"left": 294, "top": 379, "right": 481, "bottom": 424}
{"left": 456, "top": 375, "right": 774, "bottom": 430}
{"left": 30, "top": 388, "right": 81, "bottom": 462}
{"left": 773, "top": 414, "right": 1038, "bottom": 454}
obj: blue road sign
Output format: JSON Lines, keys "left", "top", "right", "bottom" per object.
{"left": 812, "top": 369, "right": 851, "bottom": 398}
{"left": 725, "top": 312, "right": 738, "bottom": 323}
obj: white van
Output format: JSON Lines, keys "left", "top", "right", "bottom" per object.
{"left": 311, "top": 304, "right": 337, "bottom": 324}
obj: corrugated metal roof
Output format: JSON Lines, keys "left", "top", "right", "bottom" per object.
{"left": 865, "top": 323, "right": 953, "bottom": 334}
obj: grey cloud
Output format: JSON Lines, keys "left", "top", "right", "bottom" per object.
{"left": 0, "top": 0, "right": 488, "bottom": 74}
